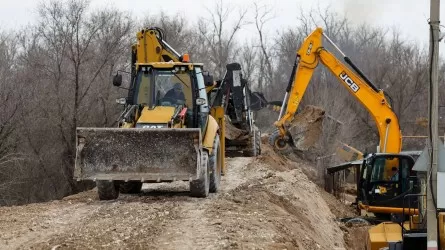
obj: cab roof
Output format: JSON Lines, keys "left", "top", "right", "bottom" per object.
{"left": 136, "top": 62, "right": 204, "bottom": 68}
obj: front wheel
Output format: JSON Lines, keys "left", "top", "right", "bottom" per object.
{"left": 97, "top": 180, "right": 120, "bottom": 200}
{"left": 209, "top": 135, "right": 221, "bottom": 193}
{"left": 190, "top": 151, "right": 210, "bottom": 197}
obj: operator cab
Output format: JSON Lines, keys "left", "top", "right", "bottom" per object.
{"left": 113, "top": 63, "right": 212, "bottom": 131}
{"left": 358, "top": 152, "right": 421, "bottom": 212}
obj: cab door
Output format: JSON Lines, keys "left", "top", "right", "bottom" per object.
{"left": 194, "top": 66, "right": 210, "bottom": 133}
{"left": 365, "top": 155, "right": 416, "bottom": 208}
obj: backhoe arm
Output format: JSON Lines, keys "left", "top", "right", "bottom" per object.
{"left": 135, "top": 28, "right": 183, "bottom": 64}
{"left": 273, "top": 27, "right": 402, "bottom": 153}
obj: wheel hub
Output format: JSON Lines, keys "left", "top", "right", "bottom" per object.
{"left": 274, "top": 137, "right": 290, "bottom": 150}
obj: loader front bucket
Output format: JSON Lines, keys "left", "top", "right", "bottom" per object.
{"left": 74, "top": 127, "right": 202, "bottom": 182}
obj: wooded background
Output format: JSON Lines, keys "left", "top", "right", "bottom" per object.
{"left": 0, "top": 0, "right": 435, "bottom": 205}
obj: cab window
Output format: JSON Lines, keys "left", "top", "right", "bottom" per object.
{"left": 132, "top": 66, "right": 193, "bottom": 109}
{"left": 370, "top": 157, "right": 386, "bottom": 182}
{"left": 133, "top": 68, "right": 153, "bottom": 105}
{"left": 154, "top": 69, "right": 193, "bottom": 108}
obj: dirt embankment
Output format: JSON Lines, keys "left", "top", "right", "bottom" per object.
{"left": 0, "top": 141, "right": 358, "bottom": 250}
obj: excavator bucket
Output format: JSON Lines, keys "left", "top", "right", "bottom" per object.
{"left": 74, "top": 127, "right": 202, "bottom": 182}
{"left": 288, "top": 105, "right": 325, "bottom": 151}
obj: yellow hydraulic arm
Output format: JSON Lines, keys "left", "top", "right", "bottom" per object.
{"left": 134, "top": 27, "right": 187, "bottom": 64}
{"left": 272, "top": 27, "right": 402, "bottom": 154}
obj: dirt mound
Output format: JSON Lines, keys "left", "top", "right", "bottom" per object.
{"left": 257, "top": 135, "right": 293, "bottom": 171}
{"left": 209, "top": 157, "right": 346, "bottom": 249}
{"left": 259, "top": 136, "right": 367, "bottom": 250}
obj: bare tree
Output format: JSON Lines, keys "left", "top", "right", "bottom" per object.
{"left": 0, "top": 32, "right": 19, "bottom": 159}
{"left": 237, "top": 42, "right": 258, "bottom": 85}
{"left": 1, "top": 0, "right": 134, "bottom": 203}
{"left": 253, "top": 3, "right": 275, "bottom": 92}
{"left": 196, "top": 0, "right": 248, "bottom": 78}
{"left": 39, "top": 0, "right": 131, "bottom": 186}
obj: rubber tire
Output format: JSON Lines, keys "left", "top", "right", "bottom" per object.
{"left": 97, "top": 180, "right": 120, "bottom": 200}
{"left": 255, "top": 128, "right": 261, "bottom": 155}
{"left": 190, "top": 151, "right": 210, "bottom": 198}
{"left": 268, "top": 129, "right": 280, "bottom": 146}
{"left": 243, "top": 127, "right": 261, "bottom": 157}
{"left": 268, "top": 129, "right": 293, "bottom": 155}
{"left": 209, "top": 135, "right": 221, "bottom": 193}
{"left": 119, "top": 182, "right": 143, "bottom": 194}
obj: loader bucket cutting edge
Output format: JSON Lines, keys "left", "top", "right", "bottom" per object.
{"left": 74, "top": 127, "right": 202, "bottom": 182}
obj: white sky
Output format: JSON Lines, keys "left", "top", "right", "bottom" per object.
{"left": 0, "top": 0, "right": 440, "bottom": 52}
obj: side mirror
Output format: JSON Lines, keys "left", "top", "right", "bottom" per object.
{"left": 196, "top": 97, "right": 207, "bottom": 106}
{"left": 203, "top": 71, "right": 214, "bottom": 87}
{"left": 113, "top": 74, "right": 122, "bottom": 87}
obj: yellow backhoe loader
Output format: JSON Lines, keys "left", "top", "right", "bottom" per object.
{"left": 74, "top": 27, "right": 224, "bottom": 200}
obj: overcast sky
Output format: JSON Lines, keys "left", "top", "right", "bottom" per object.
{"left": 0, "top": 0, "right": 440, "bottom": 51}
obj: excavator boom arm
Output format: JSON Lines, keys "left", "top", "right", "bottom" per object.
{"left": 275, "top": 27, "right": 402, "bottom": 153}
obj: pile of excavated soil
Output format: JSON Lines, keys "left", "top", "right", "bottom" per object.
{"left": 260, "top": 136, "right": 368, "bottom": 250}
{"left": 214, "top": 156, "right": 346, "bottom": 249}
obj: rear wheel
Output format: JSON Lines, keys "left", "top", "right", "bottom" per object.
{"left": 97, "top": 180, "right": 120, "bottom": 200}
{"left": 190, "top": 151, "right": 210, "bottom": 197}
{"left": 209, "top": 135, "right": 221, "bottom": 193}
{"left": 255, "top": 128, "right": 261, "bottom": 155}
{"left": 119, "top": 182, "right": 143, "bottom": 194}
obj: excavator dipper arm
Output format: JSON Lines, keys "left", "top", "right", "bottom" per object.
{"left": 272, "top": 27, "right": 402, "bottom": 154}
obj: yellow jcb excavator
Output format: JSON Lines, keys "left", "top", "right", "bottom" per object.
{"left": 268, "top": 27, "right": 445, "bottom": 249}
{"left": 74, "top": 27, "right": 224, "bottom": 199}
{"left": 269, "top": 27, "right": 424, "bottom": 217}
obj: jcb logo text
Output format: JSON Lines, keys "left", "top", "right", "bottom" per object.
{"left": 339, "top": 71, "right": 360, "bottom": 93}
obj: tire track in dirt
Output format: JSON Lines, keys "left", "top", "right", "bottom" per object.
{"left": 149, "top": 157, "right": 255, "bottom": 249}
